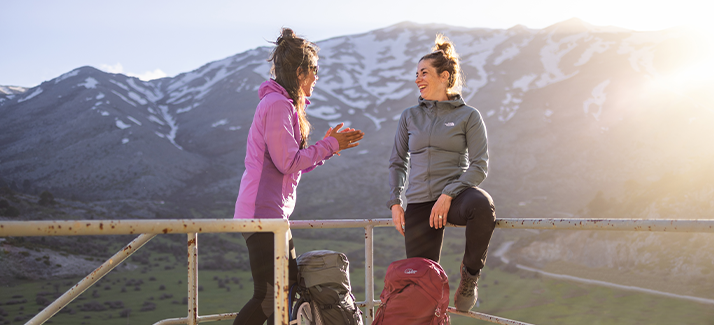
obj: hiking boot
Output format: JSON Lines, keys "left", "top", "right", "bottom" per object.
{"left": 454, "top": 264, "right": 480, "bottom": 312}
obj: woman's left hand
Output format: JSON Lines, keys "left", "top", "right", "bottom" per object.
{"left": 430, "top": 194, "right": 452, "bottom": 229}
{"left": 323, "top": 124, "right": 356, "bottom": 156}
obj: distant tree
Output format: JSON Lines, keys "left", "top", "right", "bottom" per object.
{"left": 119, "top": 309, "right": 131, "bottom": 318}
{"left": 22, "top": 180, "right": 31, "bottom": 191}
{"left": 587, "top": 191, "right": 611, "bottom": 218}
{"left": 0, "top": 186, "right": 14, "bottom": 197}
{"left": 39, "top": 191, "right": 55, "bottom": 206}
{"left": 0, "top": 199, "right": 20, "bottom": 217}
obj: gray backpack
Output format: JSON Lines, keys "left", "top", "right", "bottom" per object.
{"left": 290, "top": 250, "right": 363, "bottom": 325}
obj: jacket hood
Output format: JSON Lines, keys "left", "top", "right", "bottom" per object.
{"left": 258, "top": 79, "right": 290, "bottom": 100}
{"left": 258, "top": 79, "right": 310, "bottom": 105}
{"left": 418, "top": 94, "right": 465, "bottom": 110}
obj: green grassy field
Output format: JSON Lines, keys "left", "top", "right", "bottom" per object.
{"left": 1, "top": 228, "right": 713, "bottom": 325}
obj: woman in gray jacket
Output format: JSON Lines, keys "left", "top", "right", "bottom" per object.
{"left": 388, "top": 34, "right": 496, "bottom": 312}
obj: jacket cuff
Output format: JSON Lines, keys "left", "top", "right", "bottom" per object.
{"left": 387, "top": 199, "right": 402, "bottom": 210}
{"left": 442, "top": 185, "right": 467, "bottom": 199}
{"left": 325, "top": 136, "right": 339, "bottom": 153}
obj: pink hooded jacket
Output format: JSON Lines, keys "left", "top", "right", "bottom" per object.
{"left": 234, "top": 80, "right": 338, "bottom": 219}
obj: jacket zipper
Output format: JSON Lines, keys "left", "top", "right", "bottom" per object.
{"left": 427, "top": 105, "right": 438, "bottom": 199}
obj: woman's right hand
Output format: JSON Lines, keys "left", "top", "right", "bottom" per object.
{"left": 328, "top": 123, "right": 364, "bottom": 151}
{"left": 391, "top": 204, "right": 405, "bottom": 236}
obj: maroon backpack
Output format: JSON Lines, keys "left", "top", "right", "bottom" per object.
{"left": 373, "top": 257, "right": 450, "bottom": 325}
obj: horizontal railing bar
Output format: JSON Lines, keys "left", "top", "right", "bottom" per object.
{"left": 447, "top": 307, "right": 535, "bottom": 325}
{"left": 290, "top": 218, "right": 394, "bottom": 229}
{"left": 497, "top": 218, "right": 714, "bottom": 232}
{"left": 153, "top": 312, "right": 238, "bottom": 325}
{"left": 3, "top": 218, "right": 713, "bottom": 237}
{"left": 153, "top": 317, "right": 187, "bottom": 325}
{"left": 0, "top": 219, "right": 289, "bottom": 237}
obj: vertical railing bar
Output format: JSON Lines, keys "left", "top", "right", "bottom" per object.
{"left": 364, "top": 225, "right": 375, "bottom": 324}
{"left": 273, "top": 223, "right": 290, "bottom": 325}
{"left": 187, "top": 233, "right": 198, "bottom": 325}
{"left": 27, "top": 233, "right": 156, "bottom": 325}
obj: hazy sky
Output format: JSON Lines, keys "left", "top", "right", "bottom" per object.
{"left": 1, "top": 0, "right": 711, "bottom": 88}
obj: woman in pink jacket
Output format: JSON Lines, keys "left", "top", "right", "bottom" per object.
{"left": 232, "top": 28, "right": 364, "bottom": 325}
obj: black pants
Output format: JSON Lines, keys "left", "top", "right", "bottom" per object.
{"left": 404, "top": 187, "right": 496, "bottom": 274}
{"left": 233, "top": 231, "right": 298, "bottom": 325}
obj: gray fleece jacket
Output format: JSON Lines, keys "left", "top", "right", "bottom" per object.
{"left": 387, "top": 95, "right": 488, "bottom": 209}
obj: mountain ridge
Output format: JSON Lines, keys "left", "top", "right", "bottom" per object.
{"left": 2, "top": 19, "right": 713, "bottom": 297}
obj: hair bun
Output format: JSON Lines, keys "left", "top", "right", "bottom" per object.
{"left": 276, "top": 28, "right": 297, "bottom": 46}
{"left": 432, "top": 34, "right": 458, "bottom": 61}
{"left": 420, "top": 34, "right": 463, "bottom": 96}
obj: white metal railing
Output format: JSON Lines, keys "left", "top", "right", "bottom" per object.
{"left": 2, "top": 218, "right": 713, "bottom": 325}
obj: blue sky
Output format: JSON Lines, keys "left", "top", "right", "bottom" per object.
{"left": 1, "top": 0, "right": 711, "bottom": 88}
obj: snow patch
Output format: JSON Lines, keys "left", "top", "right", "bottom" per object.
{"left": 545, "top": 109, "right": 554, "bottom": 117}
{"left": 535, "top": 32, "right": 584, "bottom": 88}
{"left": 158, "top": 105, "right": 182, "bottom": 150}
{"left": 252, "top": 62, "right": 271, "bottom": 80}
{"left": 80, "top": 77, "right": 98, "bottom": 89}
{"left": 177, "top": 102, "right": 199, "bottom": 114}
{"left": 109, "top": 80, "right": 130, "bottom": 90}
{"left": 617, "top": 32, "right": 667, "bottom": 76}
{"left": 575, "top": 38, "right": 614, "bottom": 66}
{"left": 0, "top": 86, "right": 27, "bottom": 95}
{"left": 583, "top": 80, "right": 611, "bottom": 121}
{"left": 115, "top": 119, "right": 131, "bottom": 129}
{"left": 127, "top": 91, "right": 148, "bottom": 105}
{"left": 513, "top": 74, "right": 537, "bottom": 92}
{"left": 126, "top": 78, "right": 163, "bottom": 102}
{"left": 148, "top": 115, "right": 165, "bottom": 125}
{"left": 212, "top": 119, "right": 228, "bottom": 127}
{"left": 364, "top": 113, "right": 386, "bottom": 131}
{"left": 96, "top": 93, "right": 105, "bottom": 100}
{"left": 127, "top": 116, "right": 142, "bottom": 125}
{"left": 306, "top": 106, "right": 342, "bottom": 120}
{"left": 122, "top": 138, "right": 129, "bottom": 144}
{"left": 493, "top": 44, "right": 520, "bottom": 65}
{"left": 18, "top": 88, "right": 43, "bottom": 103}
{"left": 54, "top": 69, "right": 79, "bottom": 84}
{"left": 111, "top": 90, "right": 137, "bottom": 107}
{"left": 229, "top": 126, "right": 242, "bottom": 131}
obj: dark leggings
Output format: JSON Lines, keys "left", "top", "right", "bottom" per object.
{"left": 404, "top": 187, "right": 496, "bottom": 274}
{"left": 233, "top": 231, "right": 298, "bottom": 325}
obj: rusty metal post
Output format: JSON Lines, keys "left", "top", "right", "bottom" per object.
{"left": 187, "top": 233, "right": 198, "bottom": 325}
{"left": 364, "top": 225, "right": 375, "bottom": 324}
{"left": 26, "top": 233, "right": 156, "bottom": 325}
{"left": 274, "top": 224, "right": 290, "bottom": 325}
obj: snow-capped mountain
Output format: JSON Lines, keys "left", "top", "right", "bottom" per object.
{"left": 2, "top": 18, "right": 714, "bottom": 294}
{"left": 1, "top": 19, "right": 712, "bottom": 222}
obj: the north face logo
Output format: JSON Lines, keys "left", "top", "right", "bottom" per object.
{"left": 404, "top": 268, "right": 417, "bottom": 275}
